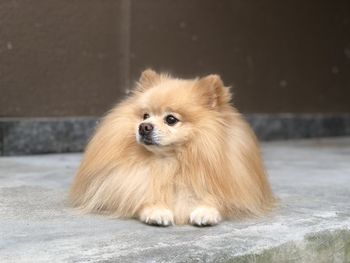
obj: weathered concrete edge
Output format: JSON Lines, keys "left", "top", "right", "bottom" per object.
{"left": 231, "top": 228, "right": 350, "bottom": 263}
{"left": 245, "top": 113, "right": 350, "bottom": 141}
{"left": 0, "top": 117, "right": 97, "bottom": 156}
{"left": 1, "top": 114, "right": 350, "bottom": 155}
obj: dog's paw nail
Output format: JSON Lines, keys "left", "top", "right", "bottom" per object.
{"left": 190, "top": 206, "right": 221, "bottom": 226}
{"left": 140, "top": 208, "right": 174, "bottom": 226}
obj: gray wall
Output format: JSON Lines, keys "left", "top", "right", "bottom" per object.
{"left": 1, "top": 0, "right": 350, "bottom": 117}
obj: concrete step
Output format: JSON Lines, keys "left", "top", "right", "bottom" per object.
{"left": 0, "top": 137, "right": 349, "bottom": 262}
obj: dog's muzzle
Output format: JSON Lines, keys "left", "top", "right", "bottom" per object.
{"left": 138, "top": 123, "right": 155, "bottom": 145}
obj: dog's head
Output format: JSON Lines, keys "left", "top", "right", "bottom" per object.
{"left": 133, "top": 69, "right": 232, "bottom": 154}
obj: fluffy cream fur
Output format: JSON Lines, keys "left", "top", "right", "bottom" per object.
{"left": 70, "top": 69, "right": 275, "bottom": 226}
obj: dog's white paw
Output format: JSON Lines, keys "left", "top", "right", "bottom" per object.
{"left": 189, "top": 206, "right": 222, "bottom": 226}
{"left": 139, "top": 207, "right": 174, "bottom": 226}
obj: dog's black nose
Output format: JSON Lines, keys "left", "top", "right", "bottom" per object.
{"left": 139, "top": 123, "right": 153, "bottom": 136}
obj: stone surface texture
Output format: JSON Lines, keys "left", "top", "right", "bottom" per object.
{"left": 0, "top": 137, "right": 349, "bottom": 262}
{"left": 0, "top": 118, "right": 97, "bottom": 155}
{"left": 1, "top": 114, "right": 350, "bottom": 155}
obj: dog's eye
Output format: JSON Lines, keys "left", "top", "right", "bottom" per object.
{"left": 165, "top": 115, "right": 179, "bottom": 126}
{"left": 143, "top": 113, "right": 150, "bottom": 120}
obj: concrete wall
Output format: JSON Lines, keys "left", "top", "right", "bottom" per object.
{"left": 1, "top": 0, "right": 350, "bottom": 117}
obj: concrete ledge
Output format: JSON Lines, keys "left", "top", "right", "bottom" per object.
{"left": 0, "top": 137, "right": 349, "bottom": 262}
{"left": 233, "top": 229, "right": 350, "bottom": 262}
{"left": 1, "top": 114, "right": 350, "bottom": 155}
{"left": 0, "top": 117, "right": 97, "bottom": 156}
{"left": 246, "top": 114, "right": 350, "bottom": 141}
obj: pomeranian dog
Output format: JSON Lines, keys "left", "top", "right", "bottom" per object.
{"left": 70, "top": 69, "right": 275, "bottom": 226}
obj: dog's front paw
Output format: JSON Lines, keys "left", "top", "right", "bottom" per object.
{"left": 139, "top": 206, "right": 174, "bottom": 226}
{"left": 190, "top": 206, "right": 222, "bottom": 226}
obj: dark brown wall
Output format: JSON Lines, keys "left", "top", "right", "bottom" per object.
{"left": 0, "top": 0, "right": 128, "bottom": 117}
{"left": 130, "top": 0, "right": 350, "bottom": 113}
{"left": 1, "top": 0, "right": 350, "bottom": 117}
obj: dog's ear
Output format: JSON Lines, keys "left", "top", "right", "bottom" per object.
{"left": 196, "top": 74, "right": 231, "bottom": 108}
{"left": 135, "top": 69, "right": 160, "bottom": 92}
